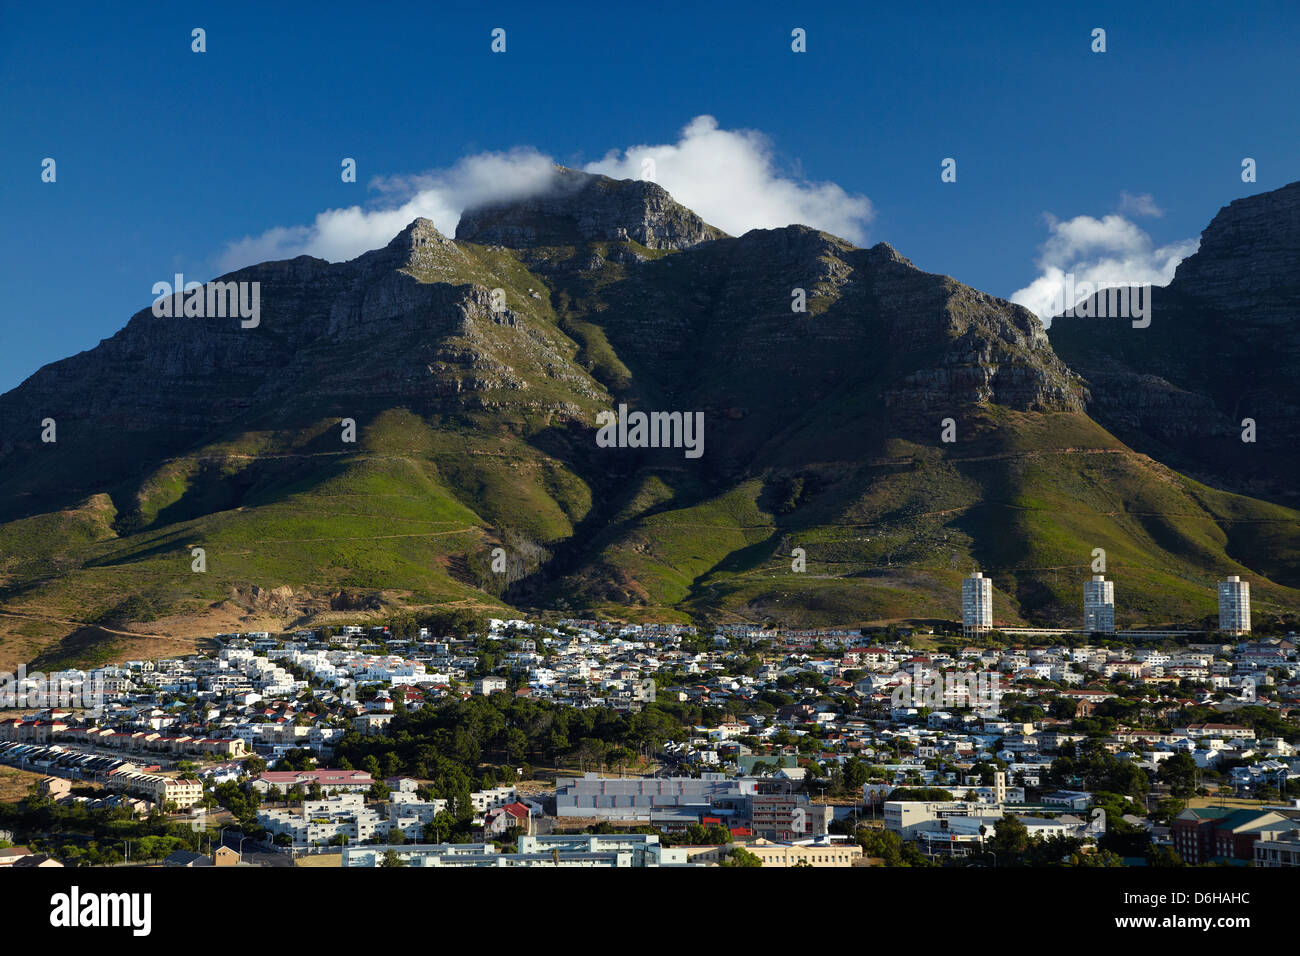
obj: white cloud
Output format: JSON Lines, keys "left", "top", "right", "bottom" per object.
{"left": 216, "top": 149, "right": 557, "bottom": 272}
{"left": 215, "top": 116, "right": 874, "bottom": 272}
{"left": 583, "top": 115, "right": 873, "bottom": 244}
{"left": 1011, "top": 204, "right": 1198, "bottom": 324}
{"left": 1117, "top": 191, "right": 1163, "bottom": 218}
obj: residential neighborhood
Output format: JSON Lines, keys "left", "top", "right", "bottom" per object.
{"left": 2, "top": 613, "right": 1300, "bottom": 870}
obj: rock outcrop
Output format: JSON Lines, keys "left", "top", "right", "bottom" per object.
{"left": 2, "top": 170, "right": 1297, "bottom": 646}
{"left": 1172, "top": 181, "right": 1300, "bottom": 317}
{"left": 455, "top": 167, "right": 726, "bottom": 250}
{"left": 1050, "top": 180, "right": 1300, "bottom": 502}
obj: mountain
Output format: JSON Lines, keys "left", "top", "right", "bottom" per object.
{"left": 1049, "top": 181, "right": 1300, "bottom": 505}
{"left": 2, "top": 168, "right": 1299, "bottom": 669}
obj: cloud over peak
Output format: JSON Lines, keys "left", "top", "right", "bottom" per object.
{"left": 1011, "top": 198, "right": 1198, "bottom": 324}
{"left": 215, "top": 116, "right": 873, "bottom": 272}
{"left": 217, "top": 149, "right": 557, "bottom": 271}
{"left": 583, "top": 115, "right": 873, "bottom": 244}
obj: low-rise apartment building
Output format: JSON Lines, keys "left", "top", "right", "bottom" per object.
{"left": 259, "top": 794, "right": 388, "bottom": 846}
{"left": 251, "top": 769, "right": 374, "bottom": 795}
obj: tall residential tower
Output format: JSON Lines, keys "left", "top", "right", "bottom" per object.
{"left": 962, "top": 572, "right": 993, "bottom": 635}
{"left": 1083, "top": 575, "right": 1115, "bottom": 633}
{"left": 1218, "top": 576, "right": 1251, "bottom": 635}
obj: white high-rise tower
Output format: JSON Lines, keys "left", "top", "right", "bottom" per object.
{"left": 1218, "top": 576, "right": 1251, "bottom": 635}
{"left": 962, "top": 572, "right": 993, "bottom": 635}
{"left": 1083, "top": 575, "right": 1115, "bottom": 633}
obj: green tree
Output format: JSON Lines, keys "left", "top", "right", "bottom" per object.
{"left": 243, "top": 756, "right": 267, "bottom": 777}
{"left": 422, "top": 811, "right": 456, "bottom": 844}
{"left": 719, "top": 846, "right": 762, "bottom": 867}
{"left": 1148, "top": 844, "right": 1185, "bottom": 867}
{"left": 857, "top": 827, "right": 906, "bottom": 866}
{"left": 987, "top": 814, "right": 1030, "bottom": 862}
{"left": 1158, "top": 753, "right": 1198, "bottom": 799}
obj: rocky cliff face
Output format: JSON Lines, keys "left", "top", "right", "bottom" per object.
{"left": 3, "top": 170, "right": 1297, "bottom": 653}
{"left": 0, "top": 213, "right": 608, "bottom": 520}
{"left": 454, "top": 167, "right": 725, "bottom": 250}
{"left": 0, "top": 166, "right": 1112, "bottom": 525}
{"left": 1050, "top": 180, "right": 1300, "bottom": 502}
{"left": 1172, "top": 181, "right": 1300, "bottom": 317}
{"left": 551, "top": 221, "right": 1085, "bottom": 476}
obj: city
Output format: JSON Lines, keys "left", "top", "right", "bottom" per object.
{"left": 2, "top": 571, "right": 1297, "bottom": 872}
{"left": 3, "top": 0, "right": 1291, "bottom": 936}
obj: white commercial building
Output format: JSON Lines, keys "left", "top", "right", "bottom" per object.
{"left": 342, "top": 833, "right": 692, "bottom": 868}
{"left": 555, "top": 773, "right": 756, "bottom": 820}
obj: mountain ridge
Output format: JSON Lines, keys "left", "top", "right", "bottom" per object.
{"left": 2, "top": 173, "right": 1298, "bottom": 669}
{"left": 1050, "top": 180, "right": 1300, "bottom": 505}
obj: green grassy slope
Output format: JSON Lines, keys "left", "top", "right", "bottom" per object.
{"left": 3, "top": 190, "right": 1300, "bottom": 665}
{"left": 558, "top": 407, "right": 1300, "bottom": 628}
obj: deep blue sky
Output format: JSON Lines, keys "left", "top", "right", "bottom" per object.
{"left": 2, "top": 0, "right": 1297, "bottom": 392}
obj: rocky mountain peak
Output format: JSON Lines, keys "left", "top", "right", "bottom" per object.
{"left": 865, "top": 241, "right": 913, "bottom": 267}
{"left": 1171, "top": 180, "right": 1300, "bottom": 318}
{"left": 454, "top": 167, "right": 726, "bottom": 250}
{"left": 387, "top": 215, "right": 465, "bottom": 274}
{"left": 5, "top": 175, "right": 1300, "bottom": 655}
{"left": 1050, "top": 179, "right": 1300, "bottom": 502}
{"left": 392, "top": 216, "right": 451, "bottom": 246}
{"left": 357, "top": 217, "right": 462, "bottom": 275}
